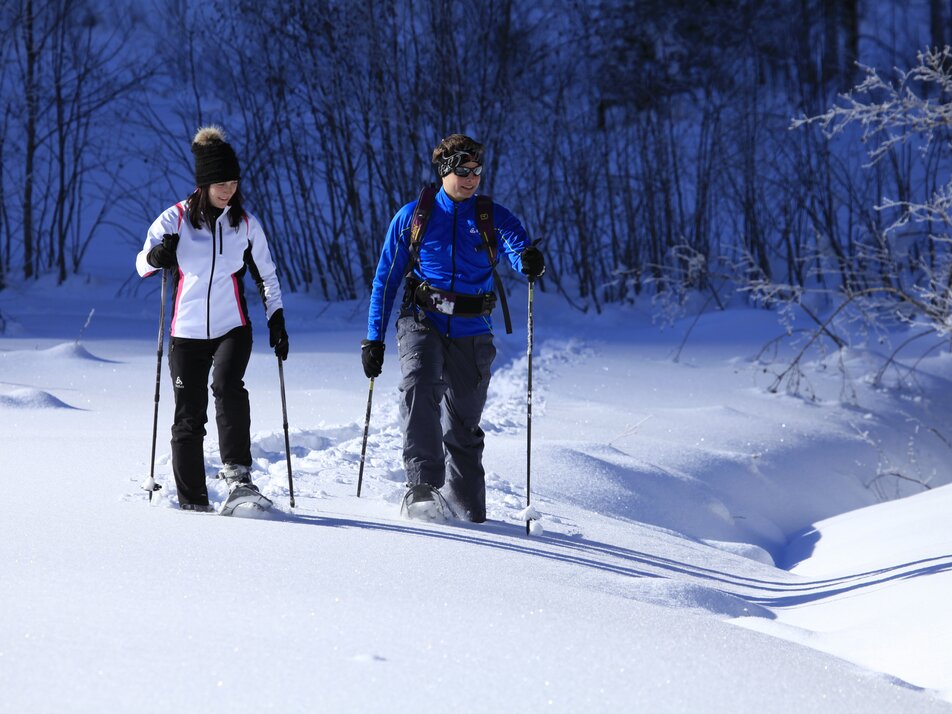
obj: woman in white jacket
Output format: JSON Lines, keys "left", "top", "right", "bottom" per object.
{"left": 136, "top": 126, "right": 288, "bottom": 511}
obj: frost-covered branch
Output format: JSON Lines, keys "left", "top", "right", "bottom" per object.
{"left": 772, "top": 46, "right": 952, "bottom": 400}
{"left": 792, "top": 47, "right": 952, "bottom": 166}
{"left": 878, "top": 181, "right": 952, "bottom": 232}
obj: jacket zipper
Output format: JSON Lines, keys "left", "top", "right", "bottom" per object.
{"left": 206, "top": 221, "right": 220, "bottom": 338}
{"left": 447, "top": 203, "right": 459, "bottom": 337}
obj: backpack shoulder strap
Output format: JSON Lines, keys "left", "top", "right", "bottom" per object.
{"left": 474, "top": 195, "right": 512, "bottom": 334}
{"left": 399, "top": 184, "right": 437, "bottom": 312}
{"left": 475, "top": 195, "right": 496, "bottom": 262}
{"left": 407, "top": 184, "right": 438, "bottom": 269}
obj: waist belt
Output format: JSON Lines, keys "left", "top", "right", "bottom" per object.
{"left": 411, "top": 281, "right": 496, "bottom": 318}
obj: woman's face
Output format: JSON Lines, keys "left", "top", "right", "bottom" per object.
{"left": 208, "top": 180, "right": 238, "bottom": 209}
{"left": 441, "top": 162, "right": 482, "bottom": 202}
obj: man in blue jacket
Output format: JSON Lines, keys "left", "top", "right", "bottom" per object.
{"left": 362, "top": 134, "right": 544, "bottom": 522}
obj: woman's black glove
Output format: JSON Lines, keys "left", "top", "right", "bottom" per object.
{"left": 147, "top": 233, "right": 179, "bottom": 269}
{"left": 520, "top": 244, "right": 545, "bottom": 279}
{"left": 268, "top": 309, "right": 289, "bottom": 361}
{"left": 361, "top": 339, "right": 385, "bottom": 378}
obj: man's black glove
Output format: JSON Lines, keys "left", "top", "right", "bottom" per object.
{"left": 520, "top": 244, "right": 545, "bottom": 279}
{"left": 268, "top": 309, "right": 289, "bottom": 361}
{"left": 147, "top": 233, "right": 179, "bottom": 270}
{"left": 361, "top": 339, "right": 385, "bottom": 378}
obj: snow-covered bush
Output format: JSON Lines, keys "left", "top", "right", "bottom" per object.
{"left": 771, "top": 48, "right": 952, "bottom": 396}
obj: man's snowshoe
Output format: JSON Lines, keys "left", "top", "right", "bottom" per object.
{"left": 400, "top": 484, "right": 449, "bottom": 522}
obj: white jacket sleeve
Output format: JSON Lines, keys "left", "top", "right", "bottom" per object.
{"left": 246, "top": 214, "right": 284, "bottom": 320}
{"left": 136, "top": 204, "right": 182, "bottom": 277}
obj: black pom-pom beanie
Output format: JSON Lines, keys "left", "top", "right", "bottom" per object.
{"left": 192, "top": 126, "right": 240, "bottom": 186}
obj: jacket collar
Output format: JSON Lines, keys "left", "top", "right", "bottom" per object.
{"left": 210, "top": 204, "right": 232, "bottom": 227}
{"left": 436, "top": 186, "right": 476, "bottom": 212}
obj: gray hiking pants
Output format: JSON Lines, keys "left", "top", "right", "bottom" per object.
{"left": 396, "top": 315, "right": 496, "bottom": 518}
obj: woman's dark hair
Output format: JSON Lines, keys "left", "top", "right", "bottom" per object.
{"left": 185, "top": 184, "right": 246, "bottom": 230}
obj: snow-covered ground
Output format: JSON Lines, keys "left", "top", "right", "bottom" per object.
{"left": 2, "top": 267, "right": 951, "bottom": 712}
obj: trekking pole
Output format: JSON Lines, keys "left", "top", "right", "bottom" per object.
{"left": 277, "top": 357, "right": 296, "bottom": 508}
{"left": 526, "top": 278, "right": 535, "bottom": 535}
{"left": 356, "top": 377, "right": 375, "bottom": 497}
{"left": 142, "top": 269, "right": 168, "bottom": 501}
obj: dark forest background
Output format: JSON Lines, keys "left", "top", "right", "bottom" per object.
{"left": 1, "top": 0, "right": 951, "bottom": 318}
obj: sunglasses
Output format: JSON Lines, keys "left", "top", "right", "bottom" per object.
{"left": 452, "top": 165, "right": 483, "bottom": 177}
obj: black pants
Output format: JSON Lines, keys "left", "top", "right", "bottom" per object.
{"left": 168, "top": 325, "right": 253, "bottom": 506}
{"left": 396, "top": 315, "right": 496, "bottom": 521}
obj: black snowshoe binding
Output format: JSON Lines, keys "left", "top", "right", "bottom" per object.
{"left": 400, "top": 484, "right": 451, "bottom": 522}
{"left": 218, "top": 464, "right": 272, "bottom": 517}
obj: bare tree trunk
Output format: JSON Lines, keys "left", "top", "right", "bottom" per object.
{"left": 835, "top": 0, "right": 858, "bottom": 87}
{"left": 22, "top": 0, "right": 36, "bottom": 280}
{"left": 0, "top": 104, "right": 7, "bottom": 290}
{"left": 53, "top": 5, "right": 68, "bottom": 285}
{"left": 929, "top": 0, "right": 947, "bottom": 50}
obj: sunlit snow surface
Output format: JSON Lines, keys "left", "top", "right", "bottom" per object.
{"left": 1, "top": 274, "right": 950, "bottom": 712}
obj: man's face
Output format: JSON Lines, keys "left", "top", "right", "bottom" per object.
{"left": 442, "top": 162, "right": 482, "bottom": 202}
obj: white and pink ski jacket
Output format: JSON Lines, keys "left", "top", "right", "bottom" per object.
{"left": 136, "top": 202, "right": 284, "bottom": 340}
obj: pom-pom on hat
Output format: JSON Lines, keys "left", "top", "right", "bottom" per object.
{"left": 191, "top": 125, "right": 240, "bottom": 185}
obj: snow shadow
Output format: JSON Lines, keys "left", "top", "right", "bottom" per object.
{"left": 781, "top": 526, "right": 820, "bottom": 569}
{"left": 262, "top": 508, "right": 952, "bottom": 617}
{"left": 543, "top": 529, "right": 952, "bottom": 609}
{"left": 746, "top": 553, "right": 952, "bottom": 608}
{"left": 250, "top": 509, "right": 784, "bottom": 617}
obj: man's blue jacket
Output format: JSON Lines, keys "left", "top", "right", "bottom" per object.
{"left": 367, "top": 187, "right": 531, "bottom": 341}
